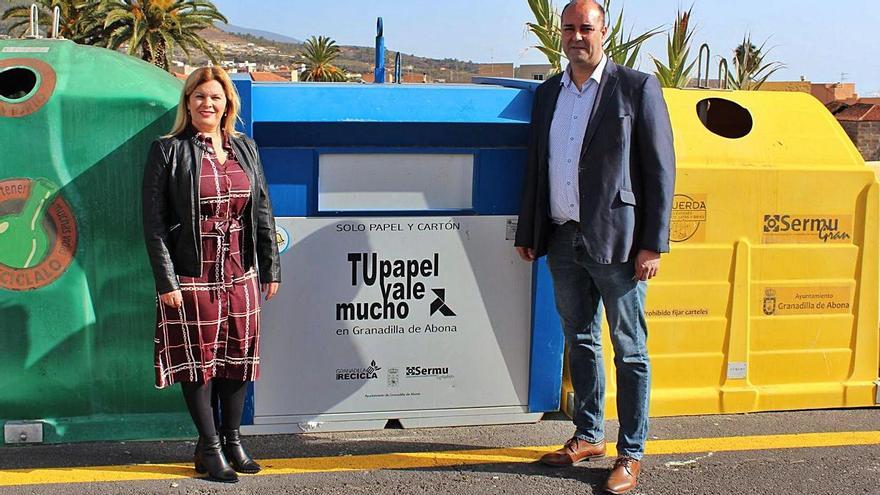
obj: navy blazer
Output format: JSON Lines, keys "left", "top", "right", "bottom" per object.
{"left": 515, "top": 60, "right": 676, "bottom": 263}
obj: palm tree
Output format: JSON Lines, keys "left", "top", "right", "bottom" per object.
{"left": 300, "top": 35, "right": 346, "bottom": 82}
{"left": 2, "top": 0, "right": 105, "bottom": 43}
{"left": 101, "top": 0, "right": 227, "bottom": 71}
{"left": 726, "top": 34, "right": 784, "bottom": 90}
{"left": 651, "top": 7, "right": 697, "bottom": 88}
{"left": 525, "top": 0, "right": 660, "bottom": 77}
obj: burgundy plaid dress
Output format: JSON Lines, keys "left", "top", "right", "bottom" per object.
{"left": 154, "top": 133, "right": 262, "bottom": 388}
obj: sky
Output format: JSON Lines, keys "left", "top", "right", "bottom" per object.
{"left": 212, "top": 0, "right": 880, "bottom": 96}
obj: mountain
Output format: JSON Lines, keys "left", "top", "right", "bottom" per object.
{"left": 200, "top": 26, "right": 479, "bottom": 82}
{"left": 215, "top": 22, "right": 301, "bottom": 45}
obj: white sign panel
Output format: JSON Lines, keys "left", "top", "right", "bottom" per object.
{"left": 318, "top": 154, "right": 474, "bottom": 211}
{"left": 256, "top": 216, "right": 532, "bottom": 420}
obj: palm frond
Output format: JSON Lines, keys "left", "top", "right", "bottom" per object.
{"left": 726, "top": 33, "right": 785, "bottom": 90}
{"left": 525, "top": 0, "right": 562, "bottom": 74}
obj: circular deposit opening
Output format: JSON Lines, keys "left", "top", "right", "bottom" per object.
{"left": 0, "top": 67, "right": 40, "bottom": 102}
{"left": 696, "top": 97, "right": 753, "bottom": 139}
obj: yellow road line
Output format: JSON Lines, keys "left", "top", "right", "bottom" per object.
{"left": 1, "top": 430, "right": 878, "bottom": 487}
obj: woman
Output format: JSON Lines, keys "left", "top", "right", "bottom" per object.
{"left": 142, "top": 66, "right": 281, "bottom": 483}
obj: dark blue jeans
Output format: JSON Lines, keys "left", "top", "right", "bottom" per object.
{"left": 547, "top": 221, "right": 651, "bottom": 459}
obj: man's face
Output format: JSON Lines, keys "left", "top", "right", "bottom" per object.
{"left": 561, "top": 2, "right": 607, "bottom": 67}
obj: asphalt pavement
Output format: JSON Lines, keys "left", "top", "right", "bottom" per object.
{"left": 1, "top": 408, "right": 878, "bottom": 495}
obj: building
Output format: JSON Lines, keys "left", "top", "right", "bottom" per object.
{"left": 360, "top": 69, "right": 393, "bottom": 83}
{"left": 477, "top": 63, "right": 514, "bottom": 78}
{"left": 360, "top": 70, "right": 429, "bottom": 84}
{"left": 754, "top": 80, "right": 872, "bottom": 106}
{"left": 400, "top": 73, "right": 429, "bottom": 83}
{"left": 516, "top": 64, "right": 554, "bottom": 81}
{"left": 250, "top": 71, "right": 288, "bottom": 82}
{"left": 759, "top": 81, "right": 812, "bottom": 93}
{"left": 811, "top": 82, "right": 858, "bottom": 105}
{"left": 365, "top": 68, "right": 425, "bottom": 83}
{"left": 831, "top": 103, "right": 880, "bottom": 161}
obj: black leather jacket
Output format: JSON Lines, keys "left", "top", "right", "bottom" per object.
{"left": 142, "top": 128, "right": 281, "bottom": 294}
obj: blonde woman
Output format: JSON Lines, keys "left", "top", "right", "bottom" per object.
{"left": 142, "top": 66, "right": 281, "bottom": 483}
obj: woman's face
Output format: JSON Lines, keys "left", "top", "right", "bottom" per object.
{"left": 187, "top": 80, "right": 227, "bottom": 134}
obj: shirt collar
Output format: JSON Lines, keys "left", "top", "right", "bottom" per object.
{"left": 194, "top": 131, "right": 235, "bottom": 154}
{"left": 192, "top": 129, "right": 235, "bottom": 158}
{"left": 561, "top": 54, "right": 607, "bottom": 91}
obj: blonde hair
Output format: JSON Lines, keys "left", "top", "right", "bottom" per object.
{"left": 167, "top": 66, "right": 242, "bottom": 137}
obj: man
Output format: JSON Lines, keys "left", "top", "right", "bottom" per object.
{"left": 515, "top": 1, "right": 675, "bottom": 493}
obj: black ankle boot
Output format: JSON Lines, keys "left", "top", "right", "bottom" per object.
{"left": 194, "top": 435, "right": 239, "bottom": 483}
{"left": 220, "top": 429, "right": 261, "bottom": 474}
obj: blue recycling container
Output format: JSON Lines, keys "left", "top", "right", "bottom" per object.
{"left": 232, "top": 75, "right": 565, "bottom": 433}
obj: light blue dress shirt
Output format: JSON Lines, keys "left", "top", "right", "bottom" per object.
{"left": 548, "top": 55, "right": 607, "bottom": 224}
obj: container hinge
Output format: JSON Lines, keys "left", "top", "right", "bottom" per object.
{"left": 4, "top": 421, "right": 44, "bottom": 444}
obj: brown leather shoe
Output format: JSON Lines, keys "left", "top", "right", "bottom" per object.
{"left": 539, "top": 437, "right": 606, "bottom": 466}
{"left": 604, "top": 456, "right": 641, "bottom": 494}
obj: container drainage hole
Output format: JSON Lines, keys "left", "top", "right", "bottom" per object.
{"left": 696, "top": 98, "right": 753, "bottom": 139}
{"left": 0, "top": 67, "right": 38, "bottom": 101}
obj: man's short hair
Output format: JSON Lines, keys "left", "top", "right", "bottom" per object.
{"left": 560, "top": 0, "right": 606, "bottom": 25}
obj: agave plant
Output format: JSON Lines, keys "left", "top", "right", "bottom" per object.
{"left": 602, "top": 0, "right": 662, "bottom": 68}
{"left": 300, "top": 35, "right": 347, "bottom": 82}
{"left": 525, "top": 0, "right": 563, "bottom": 75}
{"left": 525, "top": 0, "right": 660, "bottom": 77}
{"left": 651, "top": 7, "right": 697, "bottom": 88}
{"left": 2, "top": 0, "right": 106, "bottom": 43}
{"left": 726, "top": 34, "right": 784, "bottom": 90}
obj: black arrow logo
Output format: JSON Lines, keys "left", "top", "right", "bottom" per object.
{"left": 429, "top": 288, "right": 456, "bottom": 316}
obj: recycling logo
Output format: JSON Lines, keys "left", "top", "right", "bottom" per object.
{"left": 0, "top": 177, "right": 77, "bottom": 291}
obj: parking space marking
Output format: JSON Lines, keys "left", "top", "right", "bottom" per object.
{"left": 1, "top": 430, "right": 878, "bottom": 486}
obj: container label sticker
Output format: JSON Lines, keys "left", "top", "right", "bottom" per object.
{"left": 275, "top": 225, "right": 291, "bottom": 254}
{"left": 670, "top": 194, "right": 707, "bottom": 242}
{"left": 761, "top": 286, "right": 853, "bottom": 316}
{"left": 506, "top": 219, "right": 517, "bottom": 241}
{"left": 727, "top": 362, "right": 747, "bottom": 379}
{"left": 761, "top": 214, "right": 852, "bottom": 244}
{"left": 0, "top": 177, "right": 77, "bottom": 291}
{"left": 1, "top": 47, "right": 50, "bottom": 53}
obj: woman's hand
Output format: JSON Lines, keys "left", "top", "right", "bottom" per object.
{"left": 159, "top": 289, "right": 183, "bottom": 308}
{"left": 261, "top": 282, "right": 280, "bottom": 301}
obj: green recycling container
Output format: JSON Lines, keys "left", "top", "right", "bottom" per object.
{"left": 0, "top": 38, "right": 188, "bottom": 443}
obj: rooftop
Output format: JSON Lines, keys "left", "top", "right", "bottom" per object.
{"left": 835, "top": 103, "right": 880, "bottom": 122}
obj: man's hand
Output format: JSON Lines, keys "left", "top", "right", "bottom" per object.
{"left": 516, "top": 246, "right": 536, "bottom": 262}
{"left": 159, "top": 289, "right": 183, "bottom": 308}
{"left": 633, "top": 250, "right": 661, "bottom": 281}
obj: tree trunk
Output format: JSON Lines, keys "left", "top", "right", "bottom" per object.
{"left": 154, "top": 38, "right": 169, "bottom": 71}
{"left": 140, "top": 38, "right": 169, "bottom": 71}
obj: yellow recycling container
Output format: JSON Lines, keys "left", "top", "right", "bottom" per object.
{"left": 562, "top": 89, "right": 880, "bottom": 418}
